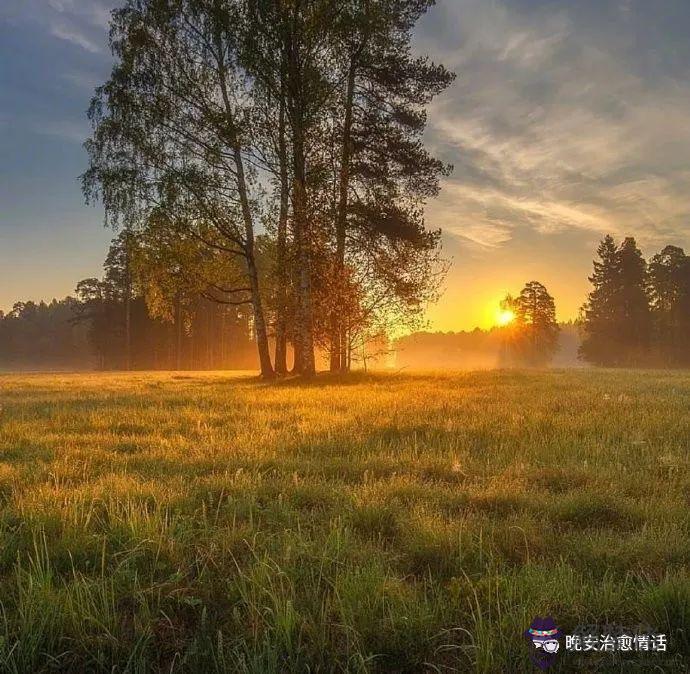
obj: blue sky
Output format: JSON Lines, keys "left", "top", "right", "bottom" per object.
{"left": 2, "top": 0, "right": 690, "bottom": 329}
{"left": 1, "top": 0, "right": 114, "bottom": 314}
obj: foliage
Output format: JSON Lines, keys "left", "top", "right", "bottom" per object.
{"left": 0, "top": 299, "right": 91, "bottom": 370}
{"left": 83, "top": 0, "right": 452, "bottom": 377}
{"left": 579, "top": 236, "right": 690, "bottom": 367}
{"left": 501, "top": 281, "right": 560, "bottom": 366}
{"left": 73, "top": 234, "right": 258, "bottom": 371}
{"left": 647, "top": 245, "right": 690, "bottom": 366}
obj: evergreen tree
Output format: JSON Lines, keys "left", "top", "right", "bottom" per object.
{"left": 579, "top": 235, "right": 619, "bottom": 365}
{"left": 647, "top": 245, "right": 690, "bottom": 365}
{"left": 324, "top": 0, "right": 454, "bottom": 371}
{"left": 503, "top": 281, "right": 559, "bottom": 366}
{"left": 617, "top": 236, "right": 652, "bottom": 361}
{"left": 580, "top": 235, "right": 651, "bottom": 365}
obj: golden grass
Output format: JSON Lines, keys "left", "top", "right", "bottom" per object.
{"left": 0, "top": 369, "right": 688, "bottom": 672}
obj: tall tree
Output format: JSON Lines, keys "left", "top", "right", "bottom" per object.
{"left": 580, "top": 235, "right": 651, "bottom": 366}
{"left": 502, "top": 281, "right": 559, "bottom": 366}
{"left": 243, "top": 0, "right": 451, "bottom": 374}
{"left": 647, "top": 245, "right": 690, "bottom": 365}
{"left": 617, "top": 236, "right": 652, "bottom": 361}
{"left": 83, "top": 0, "right": 275, "bottom": 378}
{"left": 579, "top": 235, "right": 620, "bottom": 365}
{"left": 326, "top": 0, "right": 454, "bottom": 371}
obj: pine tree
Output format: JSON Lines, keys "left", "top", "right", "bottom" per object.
{"left": 647, "top": 245, "right": 690, "bottom": 365}
{"left": 580, "top": 236, "right": 651, "bottom": 365}
{"left": 504, "top": 281, "right": 559, "bottom": 366}
{"left": 617, "top": 237, "right": 652, "bottom": 362}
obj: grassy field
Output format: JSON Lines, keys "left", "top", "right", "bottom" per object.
{"left": 0, "top": 370, "right": 688, "bottom": 672}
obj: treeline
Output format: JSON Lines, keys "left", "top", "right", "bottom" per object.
{"left": 74, "top": 232, "right": 259, "bottom": 370}
{"left": 0, "top": 233, "right": 259, "bottom": 372}
{"left": 0, "top": 299, "right": 92, "bottom": 370}
{"left": 394, "top": 323, "right": 581, "bottom": 370}
{"left": 84, "top": 0, "right": 454, "bottom": 379}
{"left": 580, "top": 237, "right": 690, "bottom": 366}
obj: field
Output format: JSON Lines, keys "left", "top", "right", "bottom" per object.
{"left": 0, "top": 370, "right": 688, "bottom": 672}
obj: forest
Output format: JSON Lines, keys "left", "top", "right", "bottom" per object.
{"left": 2, "top": 233, "right": 689, "bottom": 372}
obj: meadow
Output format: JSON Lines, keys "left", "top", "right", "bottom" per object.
{"left": 0, "top": 369, "right": 688, "bottom": 672}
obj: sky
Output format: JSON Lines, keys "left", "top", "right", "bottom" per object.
{"left": 1, "top": 0, "right": 690, "bottom": 330}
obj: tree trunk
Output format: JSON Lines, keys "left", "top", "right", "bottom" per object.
{"left": 124, "top": 291, "right": 131, "bottom": 371}
{"left": 123, "top": 231, "right": 132, "bottom": 371}
{"left": 216, "top": 34, "right": 275, "bottom": 380}
{"left": 175, "top": 293, "right": 182, "bottom": 370}
{"left": 245, "top": 246, "right": 274, "bottom": 378}
{"left": 288, "top": 35, "right": 316, "bottom": 377}
{"left": 291, "top": 339, "right": 302, "bottom": 374}
{"left": 274, "top": 66, "right": 290, "bottom": 376}
{"left": 331, "top": 61, "right": 356, "bottom": 372}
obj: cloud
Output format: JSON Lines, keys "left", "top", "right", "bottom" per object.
{"left": 417, "top": 0, "right": 690, "bottom": 252}
{"left": 3, "top": 0, "right": 114, "bottom": 51}
{"left": 50, "top": 1, "right": 114, "bottom": 28}
{"left": 50, "top": 22, "right": 102, "bottom": 52}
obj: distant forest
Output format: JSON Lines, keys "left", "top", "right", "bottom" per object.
{"left": 0, "top": 298, "right": 578, "bottom": 373}
{"left": 1, "top": 235, "right": 688, "bottom": 372}
{"left": 0, "top": 235, "right": 258, "bottom": 371}
{"left": 393, "top": 323, "right": 582, "bottom": 371}
{"left": 0, "top": 297, "right": 257, "bottom": 372}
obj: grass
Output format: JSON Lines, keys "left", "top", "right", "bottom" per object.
{"left": 0, "top": 369, "right": 688, "bottom": 672}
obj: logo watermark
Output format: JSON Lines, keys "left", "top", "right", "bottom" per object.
{"left": 525, "top": 618, "right": 669, "bottom": 670}
{"left": 525, "top": 616, "right": 561, "bottom": 670}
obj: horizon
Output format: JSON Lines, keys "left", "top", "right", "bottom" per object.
{"left": 2, "top": 0, "right": 690, "bottom": 330}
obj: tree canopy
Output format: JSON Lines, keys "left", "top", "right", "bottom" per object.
{"left": 83, "top": 0, "right": 453, "bottom": 378}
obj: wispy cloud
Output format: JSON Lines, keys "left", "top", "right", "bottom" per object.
{"left": 3, "top": 0, "right": 113, "bottom": 52}
{"left": 418, "top": 0, "right": 690, "bottom": 252}
{"left": 50, "top": 22, "right": 101, "bottom": 53}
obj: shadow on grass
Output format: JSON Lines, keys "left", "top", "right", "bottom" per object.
{"left": 260, "top": 370, "right": 445, "bottom": 389}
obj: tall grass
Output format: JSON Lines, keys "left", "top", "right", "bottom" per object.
{"left": 0, "top": 369, "right": 688, "bottom": 671}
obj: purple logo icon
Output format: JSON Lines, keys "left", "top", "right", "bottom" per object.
{"left": 525, "top": 616, "right": 562, "bottom": 670}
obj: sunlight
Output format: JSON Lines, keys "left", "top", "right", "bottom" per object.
{"left": 496, "top": 308, "right": 516, "bottom": 326}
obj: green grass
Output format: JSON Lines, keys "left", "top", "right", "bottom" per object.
{"left": 0, "top": 369, "right": 688, "bottom": 672}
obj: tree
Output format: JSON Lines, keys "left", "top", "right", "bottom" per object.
{"left": 647, "top": 245, "right": 690, "bottom": 365}
{"left": 242, "top": 0, "right": 452, "bottom": 374}
{"left": 85, "top": 0, "right": 451, "bottom": 377}
{"left": 617, "top": 236, "right": 652, "bottom": 360}
{"left": 325, "top": 0, "right": 454, "bottom": 372}
{"left": 579, "top": 235, "right": 619, "bottom": 365}
{"left": 580, "top": 236, "right": 651, "bottom": 366}
{"left": 83, "top": 0, "right": 275, "bottom": 378}
{"left": 502, "top": 281, "right": 560, "bottom": 366}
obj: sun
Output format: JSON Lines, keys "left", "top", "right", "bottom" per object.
{"left": 495, "top": 308, "right": 515, "bottom": 326}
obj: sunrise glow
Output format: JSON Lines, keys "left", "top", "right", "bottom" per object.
{"left": 496, "top": 308, "right": 516, "bottom": 326}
